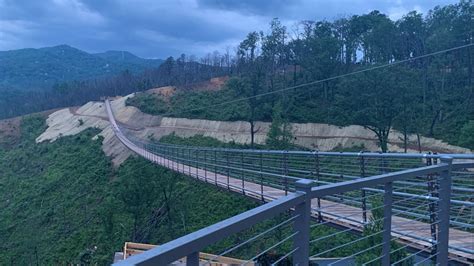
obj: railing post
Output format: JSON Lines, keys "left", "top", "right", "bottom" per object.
{"left": 427, "top": 152, "right": 439, "bottom": 257}
{"left": 182, "top": 148, "right": 185, "bottom": 173}
{"left": 226, "top": 152, "right": 230, "bottom": 190}
{"left": 241, "top": 151, "right": 245, "bottom": 195}
{"left": 360, "top": 154, "right": 367, "bottom": 224}
{"left": 204, "top": 150, "right": 208, "bottom": 183}
{"left": 189, "top": 148, "right": 191, "bottom": 175}
{"left": 293, "top": 179, "right": 313, "bottom": 266}
{"left": 284, "top": 151, "right": 289, "bottom": 195}
{"left": 382, "top": 181, "right": 393, "bottom": 266}
{"left": 314, "top": 151, "right": 322, "bottom": 222}
{"left": 173, "top": 147, "right": 177, "bottom": 171}
{"left": 339, "top": 154, "right": 343, "bottom": 201}
{"left": 168, "top": 146, "right": 171, "bottom": 167}
{"left": 214, "top": 150, "right": 218, "bottom": 185}
{"left": 186, "top": 251, "right": 199, "bottom": 266}
{"left": 196, "top": 149, "right": 199, "bottom": 179}
{"left": 437, "top": 156, "right": 453, "bottom": 265}
{"left": 260, "top": 152, "right": 264, "bottom": 202}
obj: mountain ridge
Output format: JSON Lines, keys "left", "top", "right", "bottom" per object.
{"left": 0, "top": 44, "right": 163, "bottom": 90}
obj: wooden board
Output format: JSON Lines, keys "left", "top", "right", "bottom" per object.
{"left": 122, "top": 242, "right": 255, "bottom": 265}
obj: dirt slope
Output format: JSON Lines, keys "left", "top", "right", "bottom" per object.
{"left": 32, "top": 91, "right": 471, "bottom": 167}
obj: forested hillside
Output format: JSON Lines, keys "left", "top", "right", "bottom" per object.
{"left": 128, "top": 1, "right": 474, "bottom": 151}
{"left": 0, "top": 115, "right": 397, "bottom": 264}
{"left": 0, "top": 115, "right": 261, "bottom": 264}
{"left": 0, "top": 55, "right": 226, "bottom": 120}
{"left": 0, "top": 45, "right": 163, "bottom": 90}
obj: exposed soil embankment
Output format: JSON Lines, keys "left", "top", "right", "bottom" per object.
{"left": 34, "top": 91, "right": 472, "bottom": 166}
{"left": 0, "top": 109, "right": 59, "bottom": 148}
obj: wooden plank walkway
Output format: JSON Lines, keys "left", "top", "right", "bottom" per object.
{"left": 105, "top": 100, "right": 472, "bottom": 263}
{"left": 140, "top": 151, "right": 473, "bottom": 263}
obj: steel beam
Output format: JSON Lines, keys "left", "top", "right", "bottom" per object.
{"left": 437, "top": 157, "right": 453, "bottom": 265}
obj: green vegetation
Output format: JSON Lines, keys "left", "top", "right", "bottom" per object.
{"left": 0, "top": 48, "right": 224, "bottom": 120}
{"left": 159, "top": 132, "right": 252, "bottom": 149}
{"left": 458, "top": 121, "right": 474, "bottom": 149}
{"left": 0, "top": 117, "right": 418, "bottom": 264}
{"left": 0, "top": 45, "right": 163, "bottom": 90}
{"left": 128, "top": 1, "right": 474, "bottom": 151}
{"left": 5, "top": 117, "right": 376, "bottom": 264}
{"left": 266, "top": 102, "right": 294, "bottom": 150}
{"left": 0, "top": 116, "right": 260, "bottom": 264}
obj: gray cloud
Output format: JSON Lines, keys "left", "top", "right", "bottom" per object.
{"left": 0, "top": 0, "right": 458, "bottom": 58}
{"left": 197, "top": 0, "right": 302, "bottom": 16}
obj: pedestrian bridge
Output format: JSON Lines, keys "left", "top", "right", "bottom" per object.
{"left": 105, "top": 100, "right": 474, "bottom": 265}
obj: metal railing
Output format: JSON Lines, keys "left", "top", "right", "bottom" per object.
{"left": 113, "top": 158, "right": 472, "bottom": 265}
{"left": 105, "top": 100, "right": 474, "bottom": 265}
{"left": 123, "top": 133, "right": 474, "bottom": 233}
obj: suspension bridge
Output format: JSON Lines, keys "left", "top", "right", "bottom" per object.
{"left": 105, "top": 100, "right": 474, "bottom": 265}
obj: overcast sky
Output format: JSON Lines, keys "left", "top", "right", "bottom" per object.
{"left": 0, "top": 0, "right": 458, "bottom": 59}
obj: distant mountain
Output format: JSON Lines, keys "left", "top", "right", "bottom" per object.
{"left": 0, "top": 45, "right": 163, "bottom": 90}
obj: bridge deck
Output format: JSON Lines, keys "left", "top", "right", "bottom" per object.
{"left": 141, "top": 151, "right": 473, "bottom": 262}
{"left": 104, "top": 99, "right": 472, "bottom": 263}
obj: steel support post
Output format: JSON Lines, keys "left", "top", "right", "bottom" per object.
{"left": 214, "top": 150, "right": 217, "bottom": 185}
{"left": 186, "top": 251, "right": 199, "bottom": 266}
{"left": 226, "top": 152, "right": 230, "bottom": 190}
{"left": 204, "top": 150, "right": 207, "bottom": 183}
{"left": 172, "top": 147, "right": 175, "bottom": 171}
{"left": 179, "top": 148, "right": 183, "bottom": 172}
{"left": 315, "top": 152, "right": 322, "bottom": 222}
{"left": 160, "top": 146, "right": 163, "bottom": 162}
{"left": 437, "top": 156, "right": 453, "bottom": 265}
{"left": 169, "top": 147, "right": 172, "bottom": 169}
{"left": 382, "top": 182, "right": 393, "bottom": 266}
{"left": 360, "top": 155, "right": 367, "bottom": 223}
{"left": 426, "top": 152, "right": 438, "bottom": 255}
{"left": 293, "top": 179, "right": 313, "bottom": 266}
{"left": 260, "top": 152, "right": 264, "bottom": 202}
{"left": 241, "top": 152, "right": 245, "bottom": 195}
{"left": 177, "top": 148, "right": 180, "bottom": 172}
{"left": 194, "top": 149, "right": 199, "bottom": 180}
{"left": 166, "top": 147, "right": 171, "bottom": 169}
{"left": 195, "top": 150, "right": 199, "bottom": 179}
{"left": 339, "top": 155, "right": 344, "bottom": 201}
{"left": 284, "top": 152, "right": 289, "bottom": 195}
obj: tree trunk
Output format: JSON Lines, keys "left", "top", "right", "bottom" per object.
{"left": 429, "top": 109, "right": 440, "bottom": 137}
{"left": 380, "top": 137, "right": 388, "bottom": 153}
{"left": 416, "top": 133, "right": 422, "bottom": 153}
{"left": 403, "top": 126, "right": 408, "bottom": 153}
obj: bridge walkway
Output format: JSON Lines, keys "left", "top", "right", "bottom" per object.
{"left": 105, "top": 99, "right": 473, "bottom": 263}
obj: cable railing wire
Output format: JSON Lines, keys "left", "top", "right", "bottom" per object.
{"left": 106, "top": 100, "right": 474, "bottom": 265}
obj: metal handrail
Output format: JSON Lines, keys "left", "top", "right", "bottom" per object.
{"left": 115, "top": 192, "right": 305, "bottom": 266}
{"left": 105, "top": 100, "right": 472, "bottom": 265}
{"left": 310, "top": 163, "right": 449, "bottom": 198}
{"left": 126, "top": 137, "right": 474, "bottom": 159}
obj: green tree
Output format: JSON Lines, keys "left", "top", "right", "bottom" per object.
{"left": 458, "top": 120, "right": 474, "bottom": 150}
{"left": 236, "top": 32, "right": 267, "bottom": 147}
{"left": 266, "top": 102, "right": 293, "bottom": 150}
